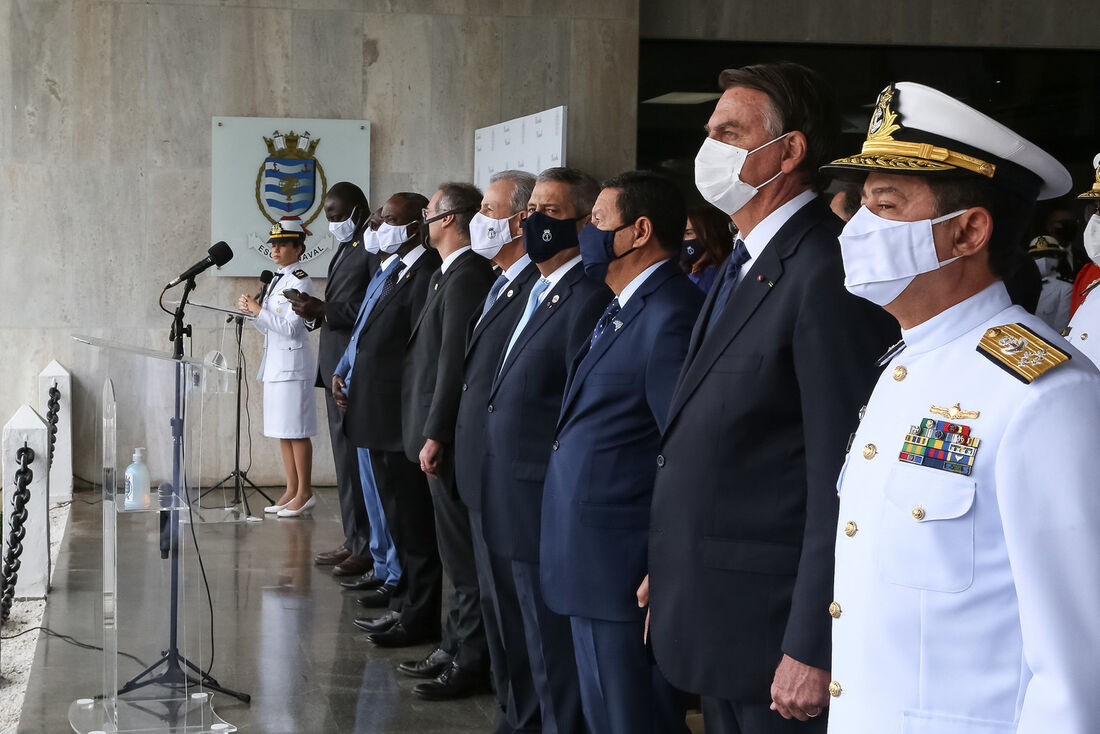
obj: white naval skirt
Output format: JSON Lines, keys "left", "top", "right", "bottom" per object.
{"left": 262, "top": 379, "right": 318, "bottom": 439}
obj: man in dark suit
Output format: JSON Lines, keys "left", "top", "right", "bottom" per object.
{"left": 482, "top": 167, "right": 612, "bottom": 734}
{"left": 335, "top": 192, "right": 445, "bottom": 647}
{"left": 291, "top": 181, "right": 377, "bottom": 577}
{"left": 646, "top": 63, "right": 898, "bottom": 733}
{"left": 455, "top": 170, "right": 541, "bottom": 733}
{"left": 398, "top": 182, "right": 496, "bottom": 699}
{"left": 541, "top": 171, "right": 702, "bottom": 734}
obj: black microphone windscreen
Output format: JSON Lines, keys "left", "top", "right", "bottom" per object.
{"left": 259, "top": 270, "right": 274, "bottom": 284}
{"left": 208, "top": 241, "right": 233, "bottom": 267}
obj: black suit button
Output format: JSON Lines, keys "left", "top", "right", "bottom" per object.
{"left": 487, "top": 404, "right": 494, "bottom": 413}
{"left": 552, "top": 441, "right": 559, "bottom": 451}
{"left": 656, "top": 454, "right": 665, "bottom": 468}
{"left": 461, "top": 383, "right": 468, "bottom": 391}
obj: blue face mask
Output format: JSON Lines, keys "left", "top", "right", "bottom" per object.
{"left": 523, "top": 211, "right": 581, "bottom": 263}
{"left": 579, "top": 222, "right": 632, "bottom": 282}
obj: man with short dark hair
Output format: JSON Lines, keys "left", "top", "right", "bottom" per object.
{"left": 541, "top": 170, "right": 702, "bottom": 734}
{"left": 647, "top": 62, "right": 897, "bottom": 733}
{"left": 823, "top": 81, "right": 1100, "bottom": 734}
{"left": 482, "top": 166, "right": 612, "bottom": 734}
{"left": 398, "top": 182, "right": 496, "bottom": 699}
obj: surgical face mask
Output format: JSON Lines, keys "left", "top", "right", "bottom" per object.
{"left": 1034, "top": 256, "right": 1056, "bottom": 279}
{"left": 470, "top": 212, "right": 517, "bottom": 260}
{"left": 839, "top": 206, "right": 967, "bottom": 307}
{"left": 680, "top": 239, "right": 703, "bottom": 268}
{"left": 1084, "top": 214, "right": 1100, "bottom": 266}
{"left": 523, "top": 211, "right": 580, "bottom": 263}
{"left": 362, "top": 227, "right": 381, "bottom": 254}
{"left": 694, "top": 133, "right": 788, "bottom": 215}
{"left": 578, "top": 222, "right": 632, "bottom": 282}
{"left": 376, "top": 221, "right": 412, "bottom": 254}
{"left": 328, "top": 207, "right": 357, "bottom": 242}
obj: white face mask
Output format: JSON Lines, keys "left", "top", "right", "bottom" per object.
{"left": 1034, "top": 256, "right": 1056, "bottom": 279}
{"left": 470, "top": 212, "right": 516, "bottom": 260}
{"left": 1085, "top": 214, "right": 1100, "bottom": 266}
{"left": 362, "top": 227, "right": 381, "bottom": 255}
{"left": 694, "top": 133, "right": 787, "bottom": 215}
{"left": 839, "top": 206, "right": 967, "bottom": 307}
{"left": 376, "top": 222, "right": 411, "bottom": 254}
{"left": 328, "top": 207, "right": 357, "bottom": 242}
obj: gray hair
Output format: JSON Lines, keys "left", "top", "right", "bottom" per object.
{"left": 489, "top": 170, "right": 536, "bottom": 214}
{"left": 535, "top": 167, "right": 601, "bottom": 217}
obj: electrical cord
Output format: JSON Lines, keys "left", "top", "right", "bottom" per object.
{"left": 181, "top": 465, "right": 217, "bottom": 678}
{"left": 1, "top": 625, "right": 148, "bottom": 670}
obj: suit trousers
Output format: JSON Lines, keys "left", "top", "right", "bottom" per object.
{"left": 355, "top": 448, "right": 401, "bottom": 586}
{"left": 469, "top": 510, "right": 540, "bottom": 733}
{"left": 512, "top": 560, "right": 587, "bottom": 734}
{"left": 325, "top": 390, "right": 370, "bottom": 556}
{"left": 369, "top": 449, "right": 442, "bottom": 638}
{"left": 425, "top": 449, "right": 489, "bottom": 671}
{"left": 569, "top": 616, "right": 688, "bottom": 734}
{"left": 701, "top": 696, "right": 828, "bottom": 734}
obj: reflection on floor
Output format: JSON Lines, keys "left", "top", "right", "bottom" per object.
{"left": 17, "top": 487, "right": 498, "bottom": 733}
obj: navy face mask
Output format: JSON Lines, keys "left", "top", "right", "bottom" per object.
{"left": 579, "top": 222, "right": 632, "bottom": 282}
{"left": 523, "top": 211, "right": 581, "bottom": 263}
{"left": 680, "top": 238, "right": 703, "bottom": 268}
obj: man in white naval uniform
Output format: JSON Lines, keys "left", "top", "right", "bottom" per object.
{"left": 821, "top": 82, "right": 1100, "bottom": 734}
{"left": 1063, "top": 154, "right": 1100, "bottom": 367}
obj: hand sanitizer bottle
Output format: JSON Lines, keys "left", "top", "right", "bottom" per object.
{"left": 124, "top": 448, "right": 151, "bottom": 510}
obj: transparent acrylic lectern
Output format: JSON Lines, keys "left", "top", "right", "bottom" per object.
{"left": 68, "top": 335, "right": 243, "bottom": 733}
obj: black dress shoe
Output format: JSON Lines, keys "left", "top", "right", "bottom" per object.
{"left": 314, "top": 546, "right": 351, "bottom": 566}
{"left": 414, "top": 662, "right": 490, "bottom": 700}
{"left": 356, "top": 585, "right": 394, "bottom": 608}
{"left": 340, "top": 572, "right": 385, "bottom": 591}
{"left": 397, "top": 647, "right": 453, "bottom": 679}
{"left": 353, "top": 611, "right": 399, "bottom": 634}
{"left": 367, "top": 622, "right": 438, "bottom": 648}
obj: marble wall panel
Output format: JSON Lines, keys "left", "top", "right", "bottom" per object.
{"left": 500, "top": 16, "right": 571, "bottom": 122}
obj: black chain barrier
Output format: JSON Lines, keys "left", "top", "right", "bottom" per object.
{"left": 1, "top": 443, "right": 35, "bottom": 623}
{"left": 46, "top": 382, "right": 60, "bottom": 468}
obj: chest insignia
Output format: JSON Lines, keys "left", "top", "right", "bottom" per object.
{"left": 929, "top": 402, "right": 980, "bottom": 420}
{"left": 899, "top": 417, "right": 980, "bottom": 476}
{"left": 977, "top": 323, "right": 1070, "bottom": 384}
{"left": 292, "top": 268, "right": 308, "bottom": 279}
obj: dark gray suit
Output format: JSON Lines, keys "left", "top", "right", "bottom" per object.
{"left": 313, "top": 229, "right": 376, "bottom": 557}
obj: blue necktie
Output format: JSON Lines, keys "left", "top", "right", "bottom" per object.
{"left": 501, "top": 277, "right": 551, "bottom": 370}
{"left": 707, "top": 238, "right": 751, "bottom": 328}
{"left": 590, "top": 298, "right": 621, "bottom": 347}
{"left": 480, "top": 273, "right": 510, "bottom": 320}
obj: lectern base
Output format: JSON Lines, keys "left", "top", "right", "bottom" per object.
{"left": 69, "top": 692, "right": 236, "bottom": 733}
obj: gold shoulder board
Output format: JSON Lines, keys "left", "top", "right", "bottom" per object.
{"left": 293, "top": 269, "right": 308, "bottom": 279}
{"left": 977, "top": 323, "right": 1070, "bottom": 384}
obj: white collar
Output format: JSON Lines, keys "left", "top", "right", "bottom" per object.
{"left": 380, "top": 254, "right": 400, "bottom": 271}
{"left": 400, "top": 245, "right": 426, "bottom": 268}
{"left": 741, "top": 189, "right": 816, "bottom": 262}
{"left": 617, "top": 259, "right": 669, "bottom": 307}
{"left": 503, "top": 253, "right": 532, "bottom": 283}
{"left": 536, "top": 254, "right": 583, "bottom": 304}
{"left": 440, "top": 245, "right": 471, "bottom": 274}
{"left": 900, "top": 282, "right": 1013, "bottom": 356}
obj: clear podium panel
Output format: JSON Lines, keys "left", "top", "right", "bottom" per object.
{"left": 69, "top": 337, "right": 239, "bottom": 733}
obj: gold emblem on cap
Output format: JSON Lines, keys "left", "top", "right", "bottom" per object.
{"left": 867, "top": 85, "right": 901, "bottom": 141}
{"left": 929, "top": 402, "right": 980, "bottom": 420}
{"left": 1078, "top": 160, "right": 1100, "bottom": 200}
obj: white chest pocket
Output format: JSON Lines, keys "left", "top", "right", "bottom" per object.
{"left": 878, "top": 464, "right": 976, "bottom": 593}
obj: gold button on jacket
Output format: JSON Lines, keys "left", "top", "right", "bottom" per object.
{"left": 912, "top": 507, "right": 926, "bottom": 521}
{"left": 893, "top": 365, "right": 907, "bottom": 381}
{"left": 862, "top": 443, "right": 877, "bottom": 459}
{"left": 829, "top": 681, "right": 843, "bottom": 697}
{"left": 829, "top": 601, "right": 842, "bottom": 618}
{"left": 844, "top": 521, "right": 858, "bottom": 537}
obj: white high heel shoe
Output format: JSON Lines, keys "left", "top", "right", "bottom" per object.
{"left": 264, "top": 502, "right": 289, "bottom": 514}
{"left": 277, "top": 495, "right": 316, "bottom": 518}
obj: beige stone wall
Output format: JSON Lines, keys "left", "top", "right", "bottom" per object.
{"left": 641, "top": 0, "right": 1100, "bottom": 48}
{"left": 0, "top": 0, "right": 639, "bottom": 486}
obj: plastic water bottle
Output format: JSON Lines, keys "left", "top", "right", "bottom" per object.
{"left": 123, "top": 448, "right": 151, "bottom": 510}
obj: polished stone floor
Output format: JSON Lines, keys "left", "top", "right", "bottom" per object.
{"left": 18, "top": 487, "right": 499, "bottom": 733}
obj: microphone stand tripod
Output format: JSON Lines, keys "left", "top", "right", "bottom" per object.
{"left": 118, "top": 277, "right": 250, "bottom": 703}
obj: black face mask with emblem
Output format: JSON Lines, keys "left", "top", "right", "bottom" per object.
{"left": 523, "top": 211, "right": 580, "bottom": 263}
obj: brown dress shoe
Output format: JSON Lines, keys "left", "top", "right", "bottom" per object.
{"left": 314, "top": 546, "right": 351, "bottom": 566}
{"left": 331, "top": 554, "right": 373, "bottom": 577}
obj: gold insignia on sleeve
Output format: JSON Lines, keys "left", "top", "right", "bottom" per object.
{"left": 977, "top": 323, "right": 1071, "bottom": 384}
{"left": 929, "top": 403, "right": 980, "bottom": 420}
{"left": 293, "top": 269, "right": 308, "bottom": 279}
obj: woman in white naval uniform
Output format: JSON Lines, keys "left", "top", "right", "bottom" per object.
{"left": 238, "top": 217, "right": 318, "bottom": 517}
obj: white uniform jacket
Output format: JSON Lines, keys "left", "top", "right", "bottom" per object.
{"left": 1064, "top": 284, "right": 1100, "bottom": 369}
{"left": 253, "top": 266, "right": 317, "bottom": 383}
{"left": 830, "top": 283, "right": 1100, "bottom": 734}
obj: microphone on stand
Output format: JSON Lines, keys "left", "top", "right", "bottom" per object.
{"left": 166, "top": 241, "right": 234, "bottom": 288}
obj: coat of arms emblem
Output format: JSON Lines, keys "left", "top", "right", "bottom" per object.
{"left": 256, "top": 130, "right": 327, "bottom": 227}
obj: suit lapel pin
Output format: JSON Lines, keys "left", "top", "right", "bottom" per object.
{"left": 405, "top": 272, "right": 412, "bottom": 279}
{"left": 352, "top": 241, "right": 359, "bottom": 247}
{"left": 551, "top": 294, "right": 560, "bottom": 304}
{"left": 756, "top": 274, "right": 774, "bottom": 288}
{"left": 612, "top": 320, "right": 623, "bottom": 331}
{"left": 434, "top": 283, "right": 439, "bottom": 290}
{"left": 506, "top": 289, "right": 514, "bottom": 298}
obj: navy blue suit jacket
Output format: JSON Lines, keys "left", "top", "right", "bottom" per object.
{"left": 648, "top": 196, "right": 898, "bottom": 703}
{"left": 540, "top": 260, "right": 703, "bottom": 621}
{"left": 481, "top": 261, "right": 611, "bottom": 562}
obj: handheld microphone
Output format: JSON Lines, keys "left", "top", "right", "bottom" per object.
{"left": 167, "top": 241, "right": 234, "bottom": 287}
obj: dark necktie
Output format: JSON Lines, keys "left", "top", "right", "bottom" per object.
{"left": 707, "top": 238, "right": 751, "bottom": 328}
{"left": 590, "top": 298, "right": 622, "bottom": 347}
{"left": 380, "top": 261, "right": 406, "bottom": 301}
{"left": 264, "top": 272, "right": 284, "bottom": 304}
{"left": 480, "top": 273, "right": 510, "bottom": 319}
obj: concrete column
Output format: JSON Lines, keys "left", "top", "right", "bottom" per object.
{"left": 2, "top": 405, "right": 52, "bottom": 600}
{"left": 40, "top": 360, "right": 73, "bottom": 503}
